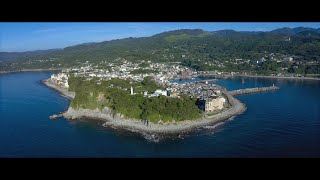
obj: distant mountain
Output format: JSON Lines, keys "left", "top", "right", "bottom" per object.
{"left": 63, "top": 42, "right": 96, "bottom": 49}
{"left": 152, "top": 29, "right": 207, "bottom": 37}
{"left": 1, "top": 27, "right": 319, "bottom": 71}
{"left": 270, "top": 27, "right": 320, "bottom": 35}
{"left": 0, "top": 49, "right": 60, "bottom": 62}
{"left": 214, "top": 29, "right": 238, "bottom": 36}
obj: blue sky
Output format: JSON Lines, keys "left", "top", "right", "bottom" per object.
{"left": 1, "top": 22, "right": 320, "bottom": 52}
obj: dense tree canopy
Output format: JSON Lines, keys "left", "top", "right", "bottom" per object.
{"left": 69, "top": 77, "right": 202, "bottom": 122}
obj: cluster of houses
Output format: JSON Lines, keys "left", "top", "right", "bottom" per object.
{"left": 62, "top": 60, "right": 195, "bottom": 86}
{"left": 170, "top": 82, "right": 221, "bottom": 98}
{"left": 50, "top": 73, "right": 69, "bottom": 89}
{"left": 168, "top": 82, "right": 226, "bottom": 113}
{"left": 52, "top": 59, "right": 227, "bottom": 113}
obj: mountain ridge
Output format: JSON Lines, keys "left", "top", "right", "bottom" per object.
{"left": 2, "top": 27, "right": 318, "bottom": 54}
{"left": 1, "top": 27, "right": 319, "bottom": 72}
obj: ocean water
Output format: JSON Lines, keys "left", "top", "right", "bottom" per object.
{"left": 0, "top": 72, "right": 319, "bottom": 157}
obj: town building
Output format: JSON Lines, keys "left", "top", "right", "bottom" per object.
{"left": 197, "top": 96, "right": 226, "bottom": 113}
{"left": 148, "top": 89, "right": 168, "bottom": 97}
{"left": 143, "top": 90, "right": 148, "bottom": 96}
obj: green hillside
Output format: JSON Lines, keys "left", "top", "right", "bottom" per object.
{"left": 1, "top": 27, "right": 320, "bottom": 74}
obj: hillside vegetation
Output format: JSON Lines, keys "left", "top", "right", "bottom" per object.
{"left": 1, "top": 27, "right": 320, "bottom": 74}
{"left": 69, "top": 76, "right": 202, "bottom": 122}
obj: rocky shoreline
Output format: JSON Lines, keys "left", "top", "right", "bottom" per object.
{"left": 43, "top": 78, "right": 246, "bottom": 135}
{"left": 42, "top": 79, "right": 75, "bottom": 99}
{"left": 62, "top": 91, "right": 246, "bottom": 135}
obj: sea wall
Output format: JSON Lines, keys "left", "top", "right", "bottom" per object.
{"left": 198, "top": 73, "right": 320, "bottom": 81}
{"left": 42, "top": 79, "right": 75, "bottom": 99}
{"left": 229, "top": 86, "right": 280, "bottom": 96}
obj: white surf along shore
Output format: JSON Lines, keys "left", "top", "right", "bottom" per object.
{"left": 43, "top": 78, "right": 246, "bottom": 134}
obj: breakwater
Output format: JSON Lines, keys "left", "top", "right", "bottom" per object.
{"left": 42, "top": 79, "right": 75, "bottom": 99}
{"left": 197, "top": 72, "right": 320, "bottom": 81}
{"left": 229, "top": 86, "right": 280, "bottom": 96}
{"left": 195, "top": 79, "right": 218, "bottom": 83}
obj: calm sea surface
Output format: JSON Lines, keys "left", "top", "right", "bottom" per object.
{"left": 0, "top": 72, "right": 319, "bottom": 157}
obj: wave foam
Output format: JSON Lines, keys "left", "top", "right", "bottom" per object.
{"left": 141, "top": 133, "right": 162, "bottom": 143}
{"left": 228, "top": 116, "right": 236, "bottom": 121}
{"left": 203, "top": 116, "right": 235, "bottom": 130}
{"left": 203, "top": 122, "right": 224, "bottom": 129}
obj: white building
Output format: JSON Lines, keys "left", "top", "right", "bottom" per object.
{"left": 154, "top": 89, "right": 167, "bottom": 96}
{"left": 143, "top": 90, "right": 148, "bottom": 96}
{"left": 63, "top": 81, "right": 69, "bottom": 88}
